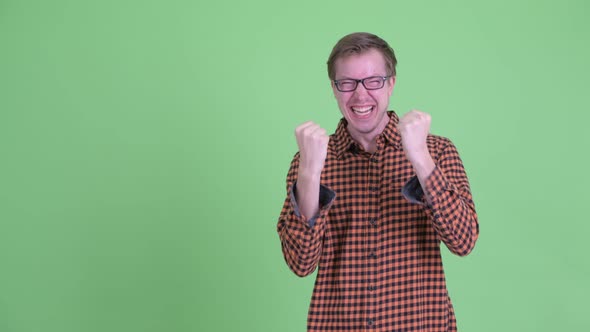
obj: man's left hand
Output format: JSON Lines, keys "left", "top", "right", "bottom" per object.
{"left": 398, "top": 110, "right": 436, "bottom": 187}
{"left": 398, "top": 110, "right": 431, "bottom": 162}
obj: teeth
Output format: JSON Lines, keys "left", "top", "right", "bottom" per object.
{"left": 351, "top": 106, "right": 373, "bottom": 114}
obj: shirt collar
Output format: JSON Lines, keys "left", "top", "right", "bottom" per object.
{"left": 333, "top": 111, "right": 402, "bottom": 159}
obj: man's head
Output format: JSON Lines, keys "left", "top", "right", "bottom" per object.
{"left": 327, "top": 32, "right": 397, "bottom": 81}
{"left": 327, "top": 32, "right": 398, "bottom": 141}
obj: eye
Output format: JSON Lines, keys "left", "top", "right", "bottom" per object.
{"left": 338, "top": 80, "right": 356, "bottom": 90}
{"left": 365, "top": 77, "right": 383, "bottom": 88}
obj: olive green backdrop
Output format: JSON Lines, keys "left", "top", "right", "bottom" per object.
{"left": 1, "top": 0, "right": 588, "bottom": 331}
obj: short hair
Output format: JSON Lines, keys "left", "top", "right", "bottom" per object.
{"left": 327, "top": 32, "right": 397, "bottom": 80}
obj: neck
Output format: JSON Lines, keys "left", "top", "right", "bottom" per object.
{"left": 350, "top": 132, "right": 378, "bottom": 153}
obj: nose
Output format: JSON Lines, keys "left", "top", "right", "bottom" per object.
{"left": 353, "top": 81, "right": 370, "bottom": 97}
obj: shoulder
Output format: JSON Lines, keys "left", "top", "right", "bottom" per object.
{"left": 426, "top": 134, "right": 456, "bottom": 158}
{"left": 427, "top": 133, "right": 453, "bottom": 148}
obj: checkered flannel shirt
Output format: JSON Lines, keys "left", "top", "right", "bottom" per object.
{"left": 277, "top": 111, "right": 479, "bottom": 331}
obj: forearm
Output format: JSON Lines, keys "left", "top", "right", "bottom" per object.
{"left": 408, "top": 147, "right": 436, "bottom": 205}
{"left": 277, "top": 155, "right": 336, "bottom": 277}
{"left": 426, "top": 170, "right": 478, "bottom": 256}
{"left": 295, "top": 170, "right": 321, "bottom": 220}
{"left": 278, "top": 181, "right": 334, "bottom": 277}
{"left": 278, "top": 220, "right": 324, "bottom": 277}
{"left": 429, "top": 190, "right": 478, "bottom": 256}
{"left": 403, "top": 140, "right": 479, "bottom": 256}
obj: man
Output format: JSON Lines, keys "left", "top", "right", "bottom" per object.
{"left": 277, "top": 32, "right": 478, "bottom": 331}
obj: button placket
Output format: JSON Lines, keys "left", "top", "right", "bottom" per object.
{"left": 366, "top": 152, "right": 381, "bottom": 327}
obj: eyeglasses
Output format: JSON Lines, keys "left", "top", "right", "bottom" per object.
{"left": 333, "top": 75, "right": 391, "bottom": 92}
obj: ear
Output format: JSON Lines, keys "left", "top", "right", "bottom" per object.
{"left": 387, "top": 76, "right": 396, "bottom": 96}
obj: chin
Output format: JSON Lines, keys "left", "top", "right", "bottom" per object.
{"left": 346, "top": 107, "right": 388, "bottom": 133}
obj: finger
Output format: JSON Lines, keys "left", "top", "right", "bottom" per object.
{"left": 296, "top": 121, "right": 316, "bottom": 136}
{"left": 296, "top": 121, "right": 315, "bottom": 131}
{"left": 311, "top": 127, "right": 327, "bottom": 137}
{"left": 301, "top": 124, "right": 321, "bottom": 137}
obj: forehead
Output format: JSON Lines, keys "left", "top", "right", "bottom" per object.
{"left": 334, "top": 49, "right": 387, "bottom": 79}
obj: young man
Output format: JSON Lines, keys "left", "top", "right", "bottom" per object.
{"left": 277, "top": 32, "right": 479, "bottom": 331}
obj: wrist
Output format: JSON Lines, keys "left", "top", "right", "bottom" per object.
{"left": 298, "top": 169, "right": 322, "bottom": 184}
{"left": 410, "top": 154, "right": 435, "bottom": 184}
{"left": 405, "top": 145, "right": 429, "bottom": 163}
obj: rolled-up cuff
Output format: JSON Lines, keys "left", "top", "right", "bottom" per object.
{"left": 290, "top": 182, "right": 336, "bottom": 227}
{"left": 401, "top": 175, "right": 426, "bottom": 205}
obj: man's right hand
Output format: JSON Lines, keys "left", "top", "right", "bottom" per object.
{"left": 295, "top": 121, "right": 330, "bottom": 177}
{"left": 294, "top": 122, "right": 329, "bottom": 221}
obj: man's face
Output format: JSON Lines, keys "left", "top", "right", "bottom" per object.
{"left": 331, "top": 49, "right": 395, "bottom": 139}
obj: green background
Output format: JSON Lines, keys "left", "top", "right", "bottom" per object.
{"left": 1, "top": 0, "right": 588, "bottom": 331}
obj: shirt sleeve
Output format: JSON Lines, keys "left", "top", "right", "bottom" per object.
{"left": 291, "top": 182, "right": 336, "bottom": 228}
{"left": 277, "top": 153, "right": 336, "bottom": 277}
{"left": 402, "top": 138, "right": 479, "bottom": 256}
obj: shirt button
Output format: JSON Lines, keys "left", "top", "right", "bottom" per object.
{"left": 369, "top": 186, "right": 379, "bottom": 192}
{"left": 367, "top": 318, "right": 374, "bottom": 326}
{"left": 368, "top": 285, "right": 375, "bottom": 291}
{"left": 369, "top": 219, "right": 377, "bottom": 226}
{"left": 370, "top": 157, "right": 378, "bottom": 163}
{"left": 370, "top": 252, "right": 377, "bottom": 259}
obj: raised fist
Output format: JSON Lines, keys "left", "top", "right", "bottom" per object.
{"left": 295, "top": 121, "right": 330, "bottom": 177}
{"left": 398, "top": 110, "right": 431, "bottom": 162}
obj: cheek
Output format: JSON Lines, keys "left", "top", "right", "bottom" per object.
{"left": 336, "top": 95, "right": 350, "bottom": 108}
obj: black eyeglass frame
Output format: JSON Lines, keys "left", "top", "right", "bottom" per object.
{"left": 333, "top": 75, "right": 392, "bottom": 92}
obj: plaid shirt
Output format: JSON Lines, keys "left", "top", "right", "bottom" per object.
{"left": 277, "top": 111, "right": 479, "bottom": 331}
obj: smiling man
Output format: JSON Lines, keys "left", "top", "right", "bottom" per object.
{"left": 277, "top": 32, "right": 479, "bottom": 331}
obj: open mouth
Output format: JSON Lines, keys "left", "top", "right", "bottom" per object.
{"left": 350, "top": 106, "right": 374, "bottom": 118}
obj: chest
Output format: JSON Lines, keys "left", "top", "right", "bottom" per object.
{"left": 319, "top": 148, "right": 436, "bottom": 260}
{"left": 321, "top": 148, "right": 415, "bottom": 199}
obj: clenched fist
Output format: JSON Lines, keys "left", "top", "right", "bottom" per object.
{"left": 398, "top": 110, "right": 431, "bottom": 162}
{"left": 295, "top": 121, "right": 330, "bottom": 177}
{"left": 398, "top": 110, "right": 435, "bottom": 185}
